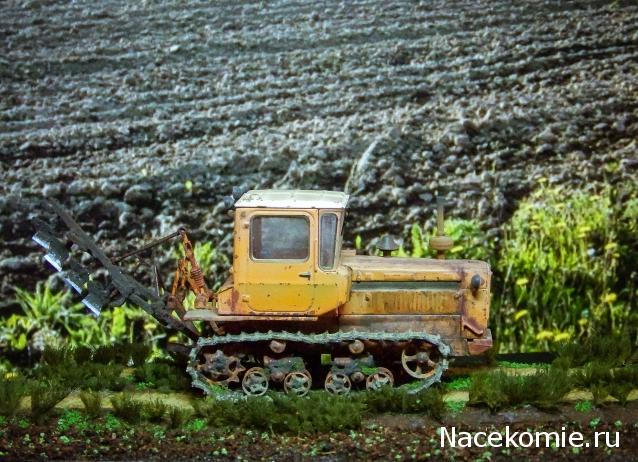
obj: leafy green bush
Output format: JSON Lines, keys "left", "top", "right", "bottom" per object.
{"left": 79, "top": 390, "right": 102, "bottom": 418}
{"left": 1, "top": 284, "right": 78, "bottom": 351}
{"left": 384, "top": 219, "right": 492, "bottom": 261}
{"left": 0, "top": 376, "right": 28, "bottom": 417}
{"left": 110, "top": 393, "right": 143, "bottom": 423}
{"left": 495, "top": 184, "right": 638, "bottom": 351}
{"left": 0, "top": 283, "right": 165, "bottom": 354}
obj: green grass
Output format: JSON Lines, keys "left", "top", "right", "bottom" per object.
{"left": 446, "top": 400, "right": 466, "bottom": 414}
{"left": 497, "top": 361, "right": 546, "bottom": 369}
{"left": 193, "top": 391, "right": 366, "bottom": 434}
{"left": 57, "top": 409, "right": 89, "bottom": 432}
{"left": 133, "top": 361, "right": 190, "bottom": 392}
{"left": 468, "top": 367, "right": 572, "bottom": 412}
{"left": 444, "top": 377, "right": 472, "bottom": 391}
{"left": 359, "top": 386, "right": 446, "bottom": 420}
{"left": 575, "top": 400, "right": 593, "bottom": 413}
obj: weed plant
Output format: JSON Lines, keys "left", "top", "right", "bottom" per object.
{"left": 110, "top": 393, "right": 143, "bottom": 423}
{"left": 57, "top": 409, "right": 89, "bottom": 432}
{"left": 608, "top": 383, "right": 633, "bottom": 406}
{"left": 167, "top": 406, "right": 191, "bottom": 429}
{"left": 79, "top": 390, "right": 102, "bottom": 418}
{"left": 173, "top": 241, "right": 230, "bottom": 293}
{"left": 0, "top": 376, "right": 28, "bottom": 417}
{"left": 142, "top": 399, "right": 168, "bottom": 423}
{"left": 444, "top": 377, "right": 472, "bottom": 391}
{"left": 30, "top": 379, "right": 70, "bottom": 423}
{"left": 33, "top": 354, "right": 126, "bottom": 391}
{"left": 129, "top": 343, "right": 152, "bottom": 367}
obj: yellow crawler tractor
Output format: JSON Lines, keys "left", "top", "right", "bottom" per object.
{"left": 32, "top": 190, "right": 492, "bottom": 396}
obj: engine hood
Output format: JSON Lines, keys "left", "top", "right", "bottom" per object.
{"left": 341, "top": 255, "right": 491, "bottom": 288}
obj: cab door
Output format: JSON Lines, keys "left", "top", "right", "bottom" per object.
{"left": 242, "top": 210, "right": 315, "bottom": 312}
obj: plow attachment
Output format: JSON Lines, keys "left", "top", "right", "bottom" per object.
{"left": 31, "top": 200, "right": 200, "bottom": 342}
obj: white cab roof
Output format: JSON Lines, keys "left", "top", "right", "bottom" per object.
{"left": 235, "top": 189, "right": 349, "bottom": 209}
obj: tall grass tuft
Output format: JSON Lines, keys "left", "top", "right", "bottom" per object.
{"left": 0, "top": 376, "right": 28, "bottom": 417}
{"left": 110, "top": 393, "right": 143, "bottom": 423}
{"left": 167, "top": 406, "right": 191, "bottom": 429}
{"left": 31, "top": 379, "right": 71, "bottom": 423}
{"left": 469, "top": 367, "right": 571, "bottom": 412}
{"left": 142, "top": 398, "right": 168, "bottom": 423}
{"left": 79, "top": 390, "right": 102, "bottom": 418}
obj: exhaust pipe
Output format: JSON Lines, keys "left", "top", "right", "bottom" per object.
{"left": 429, "top": 198, "right": 454, "bottom": 259}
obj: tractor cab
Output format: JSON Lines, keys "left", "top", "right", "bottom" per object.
{"left": 216, "top": 190, "right": 351, "bottom": 317}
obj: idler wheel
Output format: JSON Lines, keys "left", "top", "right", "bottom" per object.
{"left": 283, "top": 370, "right": 312, "bottom": 397}
{"left": 242, "top": 367, "right": 269, "bottom": 396}
{"left": 366, "top": 367, "right": 394, "bottom": 391}
{"left": 401, "top": 347, "right": 438, "bottom": 380}
{"left": 324, "top": 371, "right": 352, "bottom": 395}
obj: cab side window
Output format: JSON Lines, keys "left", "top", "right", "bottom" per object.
{"left": 319, "top": 213, "right": 338, "bottom": 269}
{"left": 251, "top": 216, "right": 309, "bottom": 260}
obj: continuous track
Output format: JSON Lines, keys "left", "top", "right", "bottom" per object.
{"left": 187, "top": 330, "right": 451, "bottom": 396}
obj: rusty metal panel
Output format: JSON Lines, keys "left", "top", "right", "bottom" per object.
{"left": 442, "top": 337, "right": 469, "bottom": 356}
{"left": 461, "top": 288, "right": 490, "bottom": 339}
{"left": 351, "top": 281, "right": 460, "bottom": 291}
{"left": 467, "top": 329, "right": 493, "bottom": 355}
{"left": 339, "top": 314, "right": 461, "bottom": 338}
{"left": 341, "top": 289, "right": 460, "bottom": 315}
{"left": 183, "top": 309, "right": 318, "bottom": 322}
{"left": 342, "top": 255, "right": 491, "bottom": 285}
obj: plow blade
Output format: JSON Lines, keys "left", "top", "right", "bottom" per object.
{"left": 60, "top": 259, "right": 90, "bottom": 296}
{"left": 31, "top": 200, "right": 199, "bottom": 341}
